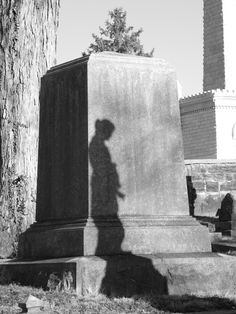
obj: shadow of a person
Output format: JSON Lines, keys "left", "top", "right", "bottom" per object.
{"left": 89, "top": 119, "right": 167, "bottom": 297}
{"left": 89, "top": 119, "right": 125, "bottom": 217}
{"left": 89, "top": 119, "right": 125, "bottom": 255}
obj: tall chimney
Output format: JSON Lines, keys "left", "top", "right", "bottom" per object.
{"left": 203, "top": 0, "right": 236, "bottom": 91}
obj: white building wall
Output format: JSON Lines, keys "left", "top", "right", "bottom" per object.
{"left": 215, "top": 94, "right": 236, "bottom": 159}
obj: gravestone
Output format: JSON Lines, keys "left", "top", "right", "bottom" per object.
{"left": 21, "top": 52, "right": 211, "bottom": 258}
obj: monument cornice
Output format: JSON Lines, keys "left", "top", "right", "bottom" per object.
{"left": 26, "top": 215, "right": 200, "bottom": 231}
{"left": 47, "top": 52, "right": 175, "bottom": 77}
{"left": 47, "top": 55, "right": 90, "bottom": 75}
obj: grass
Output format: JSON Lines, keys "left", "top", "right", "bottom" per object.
{"left": 0, "top": 284, "right": 236, "bottom": 313}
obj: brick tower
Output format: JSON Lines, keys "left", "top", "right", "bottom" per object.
{"left": 203, "top": 0, "right": 236, "bottom": 91}
{"left": 180, "top": 0, "right": 236, "bottom": 160}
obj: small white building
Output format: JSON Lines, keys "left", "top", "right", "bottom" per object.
{"left": 180, "top": 0, "right": 236, "bottom": 160}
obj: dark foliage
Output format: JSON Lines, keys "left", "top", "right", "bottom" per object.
{"left": 82, "top": 8, "right": 154, "bottom": 57}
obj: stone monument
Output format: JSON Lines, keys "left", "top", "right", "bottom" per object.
{"left": 20, "top": 52, "right": 211, "bottom": 259}
{"left": 180, "top": 0, "right": 236, "bottom": 159}
{"left": 4, "top": 52, "right": 236, "bottom": 298}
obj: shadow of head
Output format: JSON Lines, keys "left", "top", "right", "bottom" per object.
{"left": 95, "top": 119, "right": 115, "bottom": 141}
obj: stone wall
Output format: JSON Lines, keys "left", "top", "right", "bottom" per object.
{"left": 185, "top": 159, "right": 236, "bottom": 217}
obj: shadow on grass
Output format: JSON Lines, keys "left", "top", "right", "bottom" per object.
{"left": 1, "top": 284, "right": 236, "bottom": 314}
{"left": 146, "top": 294, "right": 236, "bottom": 313}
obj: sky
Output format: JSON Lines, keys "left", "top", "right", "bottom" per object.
{"left": 57, "top": 1, "right": 203, "bottom": 97}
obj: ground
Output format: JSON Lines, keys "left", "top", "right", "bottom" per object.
{"left": 0, "top": 284, "right": 236, "bottom": 313}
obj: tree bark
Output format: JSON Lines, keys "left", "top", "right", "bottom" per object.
{"left": 0, "top": 0, "right": 60, "bottom": 257}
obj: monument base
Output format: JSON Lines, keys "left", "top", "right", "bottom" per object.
{"left": 20, "top": 216, "right": 211, "bottom": 259}
{"left": 1, "top": 253, "right": 236, "bottom": 297}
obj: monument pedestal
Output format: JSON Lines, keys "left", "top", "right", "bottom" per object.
{"left": 20, "top": 52, "right": 211, "bottom": 259}
{"left": 21, "top": 216, "right": 210, "bottom": 259}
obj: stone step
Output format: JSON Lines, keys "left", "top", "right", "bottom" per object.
{"left": 212, "top": 238, "right": 236, "bottom": 253}
{"left": 1, "top": 252, "right": 236, "bottom": 297}
{"left": 197, "top": 217, "right": 234, "bottom": 240}
{"left": 200, "top": 221, "right": 216, "bottom": 232}
{"left": 222, "top": 230, "right": 232, "bottom": 237}
{"left": 216, "top": 222, "right": 233, "bottom": 233}
{"left": 209, "top": 232, "right": 222, "bottom": 243}
{"left": 188, "top": 311, "right": 236, "bottom": 314}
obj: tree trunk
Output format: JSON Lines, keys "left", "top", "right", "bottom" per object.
{"left": 0, "top": 0, "right": 60, "bottom": 257}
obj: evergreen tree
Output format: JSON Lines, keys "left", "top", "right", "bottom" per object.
{"left": 83, "top": 8, "right": 154, "bottom": 57}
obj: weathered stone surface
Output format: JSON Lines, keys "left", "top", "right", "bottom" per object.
{"left": 2, "top": 253, "right": 236, "bottom": 297}
{"left": 208, "top": 165, "right": 236, "bottom": 174}
{"left": 206, "top": 181, "right": 219, "bottom": 192}
{"left": 21, "top": 53, "right": 211, "bottom": 258}
{"left": 36, "top": 53, "right": 188, "bottom": 220}
{"left": 193, "top": 181, "right": 205, "bottom": 192}
{"left": 221, "top": 181, "right": 236, "bottom": 191}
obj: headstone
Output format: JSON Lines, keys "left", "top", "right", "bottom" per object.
{"left": 18, "top": 295, "right": 44, "bottom": 313}
{"left": 217, "top": 193, "right": 233, "bottom": 222}
{"left": 20, "top": 52, "right": 211, "bottom": 258}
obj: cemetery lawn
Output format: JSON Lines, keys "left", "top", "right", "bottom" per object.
{"left": 0, "top": 284, "right": 236, "bottom": 313}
